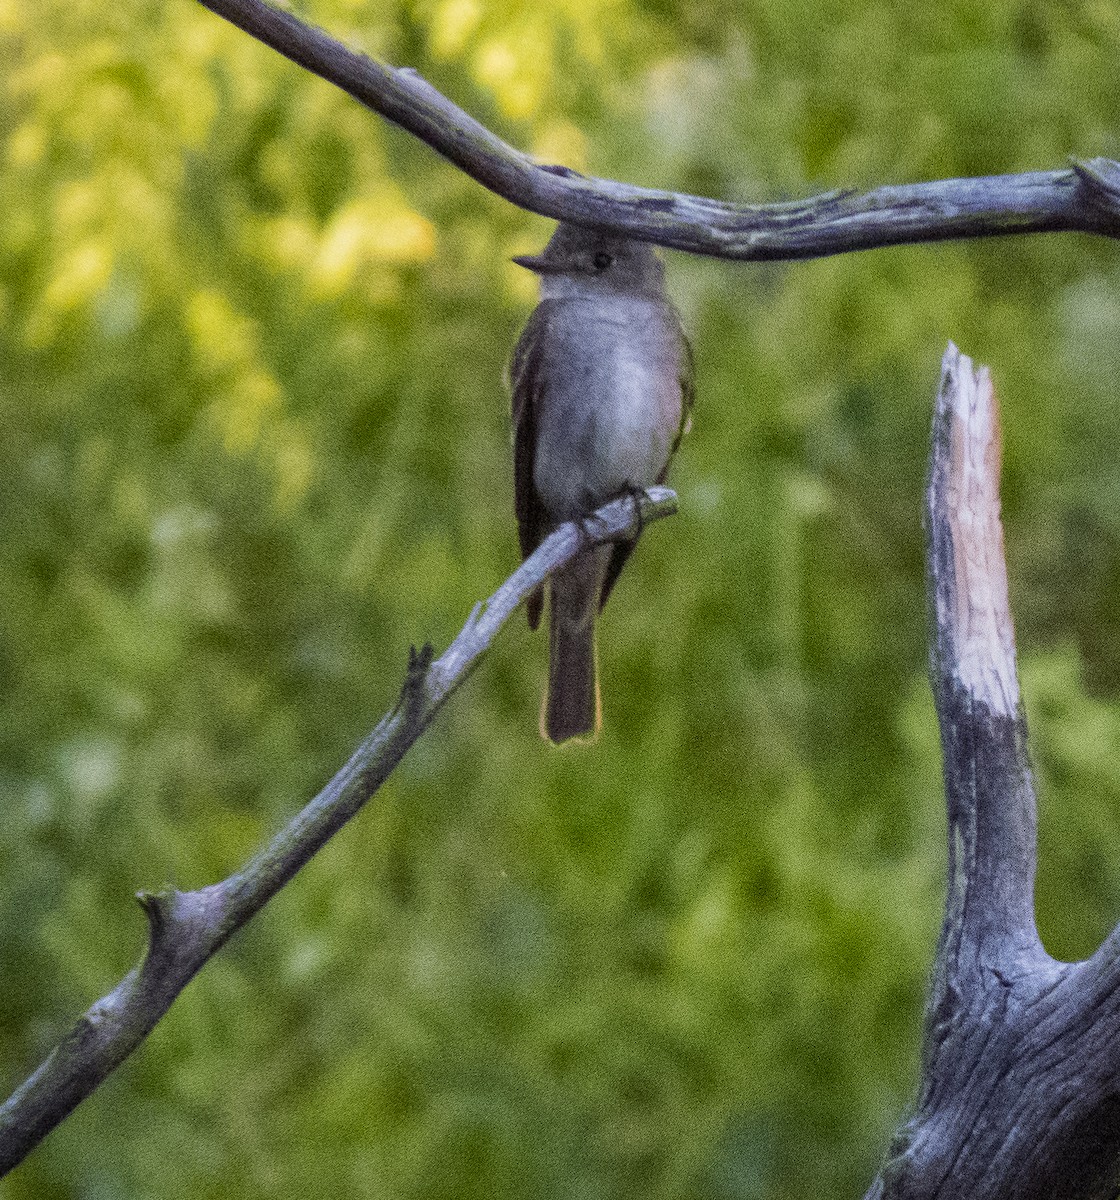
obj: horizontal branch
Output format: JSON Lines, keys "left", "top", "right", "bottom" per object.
{"left": 0, "top": 487, "right": 678, "bottom": 1176}
{"left": 197, "top": 0, "right": 1120, "bottom": 259}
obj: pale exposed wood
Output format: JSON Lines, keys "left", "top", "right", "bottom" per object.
{"left": 940, "top": 350, "right": 1018, "bottom": 716}
{"left": 869, "top": 349, "right": 1120, "bottom": 1200}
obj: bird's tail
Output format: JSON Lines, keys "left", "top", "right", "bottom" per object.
{"left": 542, "top": 549, "right": 608, "bottom": 744}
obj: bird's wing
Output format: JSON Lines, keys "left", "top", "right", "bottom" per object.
{"left": 665, "top": 319, "right": 696, "bottom": 468}
{"left": 509, "top": 302, "right": 555, "bottom": 630}
{"left": 600, "top": 315, "right": 695, "bottom": 613}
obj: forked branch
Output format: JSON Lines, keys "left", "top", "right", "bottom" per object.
{"left": 868, "top": 348, "right": 1120, "bottom": 1200}
{"left": 0, "top": 487, "right": 678, "bottom": 1176}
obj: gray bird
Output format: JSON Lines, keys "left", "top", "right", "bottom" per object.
{"left": 509, "top": 222, "right": 693, "bottom": 744}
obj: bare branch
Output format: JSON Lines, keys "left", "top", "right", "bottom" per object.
{"left": 0, "top": 487, "right": 678, "bottom": 1175}
{"left": 867, "top": 350, "right": 1120, "bottom": 1200}
{"left": 196, "top": 0, "right": 1120, "bottom": 260}
{"left": 925, "top": 344, "right": 1042, "bottom": 980}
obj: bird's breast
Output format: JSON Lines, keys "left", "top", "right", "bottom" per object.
{"left": 532, "top": 296, "right": 685, "bottom": 522}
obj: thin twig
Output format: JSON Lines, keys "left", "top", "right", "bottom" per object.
{"left": 196, "top": 0, "right": 1120, "bottom": 259}
{"left": 0, "top": 487, "right": 678, "bottom": 1176}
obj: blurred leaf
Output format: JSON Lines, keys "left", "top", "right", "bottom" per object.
{"left": 2, "top": 2, "right": 1120, "bottom": 1199}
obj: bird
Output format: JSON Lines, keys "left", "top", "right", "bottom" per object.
{"left": 508, "top": 221, "right": 693, "bottom": 744}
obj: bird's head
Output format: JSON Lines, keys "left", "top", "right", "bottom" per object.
{"left": 513, "top": 222, "right": 665, "bottom": 299}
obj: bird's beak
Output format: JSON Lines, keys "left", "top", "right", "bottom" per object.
{"left": 512, "top": 253, "right": 560, "bottom": 273}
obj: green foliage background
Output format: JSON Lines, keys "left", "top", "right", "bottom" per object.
{"left": 3, "top": 1, "right": 1120, "bottom": 1196}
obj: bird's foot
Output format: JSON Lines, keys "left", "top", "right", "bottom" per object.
{"left": 621, "top": 483, "right": 649, "bottom": 539}
{"left": 575, "top": 509, "right": 612, "bottom": 549}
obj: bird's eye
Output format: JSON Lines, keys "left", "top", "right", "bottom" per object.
{"left": 592, "top": 251, "right": 613, "bottom": 271}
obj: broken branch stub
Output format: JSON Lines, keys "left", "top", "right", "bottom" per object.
{"left": 871, "top": 346, "right": 1120, "bottom": 1200}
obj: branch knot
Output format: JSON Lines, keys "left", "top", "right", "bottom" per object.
{"left": 1071, "top": 157, "right": 1120, "bottom": 222}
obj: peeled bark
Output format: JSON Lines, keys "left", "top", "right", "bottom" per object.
{"left": 865, "top": 346, "right": 1120, "bottom": 1200}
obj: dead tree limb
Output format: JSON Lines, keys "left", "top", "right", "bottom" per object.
{"left": 865, "top": 347, "right": 1120, "bottom": 1200}
{"left": 0, "top": 487, "right": 678, "bottom": 1176}
{"left": 196, "top": 0, "right": 1120, "bottom": 259}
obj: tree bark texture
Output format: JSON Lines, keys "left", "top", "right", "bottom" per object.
{"left": 866, "top": 347, "right": 1120, "bottom": 1200}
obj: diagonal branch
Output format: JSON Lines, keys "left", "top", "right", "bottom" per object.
{"left": 196, "top": 0, "right": 1120, "bottom": 259}
{"left": 0, "top": 486, "right": 678, "bottom": 1177}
